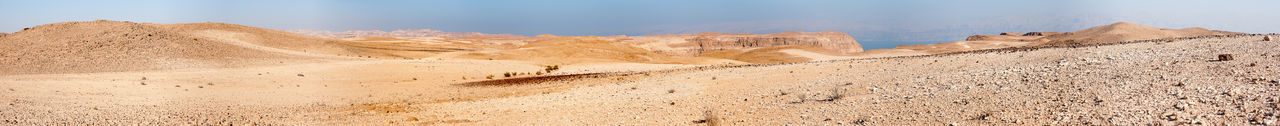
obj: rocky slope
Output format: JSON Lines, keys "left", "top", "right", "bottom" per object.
{"left": 0, "top": 20, "right": 366, "bottom": 75}
{"left": 1043, "top": 22, "right": 1240, "bottom": 45}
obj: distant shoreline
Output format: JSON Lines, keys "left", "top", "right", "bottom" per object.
{"left": 857, "top": 41, "right": 948, "bottom": 49}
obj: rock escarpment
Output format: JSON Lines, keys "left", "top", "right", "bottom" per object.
{"left": 628, "top": 31, "right": 862, "bottom": 56}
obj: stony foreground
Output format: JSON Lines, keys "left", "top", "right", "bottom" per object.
{"left": 1, "top": 34, "right": 1278, "bottom": 125}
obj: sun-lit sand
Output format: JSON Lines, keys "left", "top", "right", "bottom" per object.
{"left": 1, "top": 20, "right": 1276, "bottom": 125}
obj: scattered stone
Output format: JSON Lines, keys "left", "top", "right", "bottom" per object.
{"left": 297, "top": 74, "right": 305, "bottom": 77}
{"left": 1218, "top": 54, "right": 1233, "bottom": 61}
{"left": 1265, "top": 36, "right": 1272, "bottom": 41}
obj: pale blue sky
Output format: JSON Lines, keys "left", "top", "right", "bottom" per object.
{"left": 2, "top": 0, "right": 1277, "bottom": 44}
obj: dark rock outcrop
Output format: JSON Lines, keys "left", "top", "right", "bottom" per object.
{"left": 1022, "top": 32, "right": 1062, "bottom": 36}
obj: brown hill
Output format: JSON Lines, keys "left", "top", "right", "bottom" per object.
{"left": 0, "top": 20, "right": 366, "bottom": 75}
{"left": 1043, "top": 22, "right": 1240, "bottom": 45}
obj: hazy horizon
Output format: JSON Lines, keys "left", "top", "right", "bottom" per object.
{"left": 2, "top": 0, "right": 1278, "bottom": 42}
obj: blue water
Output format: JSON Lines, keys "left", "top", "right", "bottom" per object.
{"left": 859, "top": 41, "right": 950, "bottom": 50}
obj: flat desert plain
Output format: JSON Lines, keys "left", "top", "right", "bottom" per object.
{"left": 0, "top": 20, "right": 1277, "bottom": 125}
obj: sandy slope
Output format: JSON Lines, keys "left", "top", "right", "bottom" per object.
{"left": 1043, "top": 22, "right": 1240, "bottom": 45}
{"left": 4, "top": 32, "right": 1277, "bottom": 125}
{"left": 0, "top": 20, "right": 358, "bottom": 75}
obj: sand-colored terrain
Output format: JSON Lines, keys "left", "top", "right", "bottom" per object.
{"left": 1, "top": 20, "right": 1277, "bottom": 125}
{"left": 0, "top": 20, "right": 360, "bottom": 75}
{"left": 860, "top": 22, "right": 1242, "bottom": 58}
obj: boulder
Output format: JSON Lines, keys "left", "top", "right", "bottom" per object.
{"left": 1218, "top": 54, "right": 1233, "bottom": 61}
{"left": 1265, "top": 36, "right": 1272, "bottom": 41}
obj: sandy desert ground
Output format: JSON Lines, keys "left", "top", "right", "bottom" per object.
{"left": 0, "top": 20, "right": 1277, "bottom": 125}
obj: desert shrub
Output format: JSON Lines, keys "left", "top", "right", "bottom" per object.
{"left": 486, "top": 75, "right": 494, "bottom": 79}
{"left": 544, "top": 65, "right": 561, "bottom": 73}
{"left": 503, "top": 72, "right": 512, "bottom": 77}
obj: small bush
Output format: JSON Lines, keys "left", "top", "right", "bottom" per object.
{"left": 486, "top": 75, "right": 494, "bottom": 79}
{"left": 503, "top": 72, "right": 512, "bottom": 77}
{"left": 544, "top": 65, "right": 561, "bottom": 73}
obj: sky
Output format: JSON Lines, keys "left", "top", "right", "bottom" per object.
{"left": 2, "top": 0, "right": 1278, "bottom": 46}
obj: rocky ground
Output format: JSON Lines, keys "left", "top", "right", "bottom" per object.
{"left": 1, "top": 34, "right": 1278, "bottom": 125}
